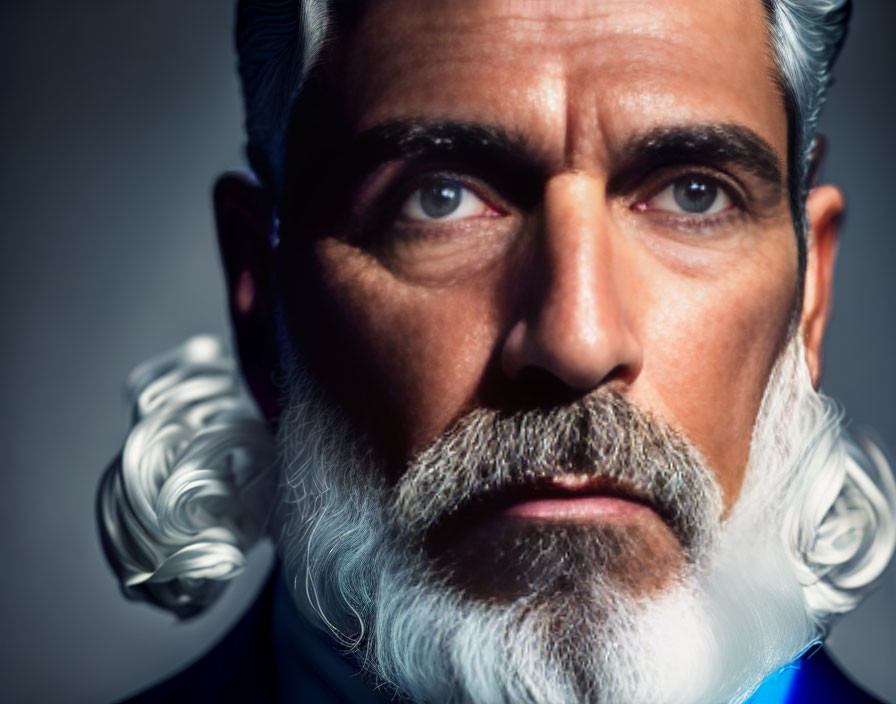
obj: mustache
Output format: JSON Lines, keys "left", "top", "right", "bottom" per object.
{"left": 392, "top": 390, "right": 721, "bottom": 555}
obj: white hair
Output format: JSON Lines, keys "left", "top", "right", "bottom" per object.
{"left": 97, "top": 332, "right": 896, "bottom": 701}
{"left": 95, "top": 0, "right": 896, "bottom": 695}
{"left": 96, "top": 336, "right": 275, "bottom": 617}
{"left": 269, "top": 336, "right": 893, "bottom": 703}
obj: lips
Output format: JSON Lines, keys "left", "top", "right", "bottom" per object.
{"left": 417, "top": 471, "right": 694, "bottom": 601}
{"left": 392, "top": 391, "right": 720, "bottom": 562}
{"left": 489, "top": 474, "right": 660, "bottom": 521}
{"left": 503, "top": 474, "right": 660, "bottom": 522}
{"left": 423, "top": 473, "right": 666, "bottom": 552}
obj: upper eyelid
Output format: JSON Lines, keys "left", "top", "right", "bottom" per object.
{"left": 364, "top": 148, "right": 547, "bottom": 210}
{"left": 634, "top": 167, "right": 748, "bottom": 209}
{"left": 352, "top": 168, "right": 509, "bottom": 243}
{"left": 608, "top": 151, "right": 755, "bottom": 192}
{"left": 387, "top": 168, "right": 511, "bottom": 215}
{"left": 400, "top": 177, "right": 498, "bottom": 220}
{"left": 366, "top": 160, "right": 752, "bottom": 222}
{"left": 612, "top": 125, "right": 783, "bottom": 189}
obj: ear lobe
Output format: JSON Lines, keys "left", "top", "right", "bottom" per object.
{"left": 801, "top": 183, "right": 844, "bottom": 388}
{"left": 213, "top": 172, "right": 281, "bottom": 422}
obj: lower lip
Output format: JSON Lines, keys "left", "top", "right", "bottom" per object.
{"left": 503, "top": 495, "right": 653, "bottom": 522}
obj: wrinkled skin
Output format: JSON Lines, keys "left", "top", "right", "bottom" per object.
{"left": 216, "top": 0, "right": 843, "bottom": 594}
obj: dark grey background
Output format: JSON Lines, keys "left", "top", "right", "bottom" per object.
{"left": 0, "top": 1, "right": 893, "bottom": 702}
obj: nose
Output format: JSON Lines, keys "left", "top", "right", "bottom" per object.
{"left": 501, "top": 173, "right": 642, "bottom": 394}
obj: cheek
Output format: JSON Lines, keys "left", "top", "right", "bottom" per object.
{"left": 309, "top": 239, "right": 502, "bottom": 458}
{"left": 638, "top": 245, "right": 798, "bottom": 508}
{"left": 305, "top": 226, "right": 798, "bottom": 506}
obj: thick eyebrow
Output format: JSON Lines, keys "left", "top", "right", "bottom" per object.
{"left": 347, "top": 120, "right": 547, "bottom": 182}
{"left": 341, "top": 120, "right": 783, "bottom": 199}
{"left": 612, "top": 124, "right": 784, "bottom": 189}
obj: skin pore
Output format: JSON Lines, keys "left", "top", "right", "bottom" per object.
{"left": 219, "top": 0, "right": 843, "bottom": 596}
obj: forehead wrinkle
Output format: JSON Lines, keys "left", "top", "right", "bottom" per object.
{"left": 346, "top": 0, "right": 702, "bottom": 96}
{"left": 563, "top": 36, "right": 781, "bottom": 173}
{"left": 357, "top": 0, "right": 710, "bottom": 43}
{"left": 353, "top": 0, "right": 760, "bottom": 55}
{"left": 345, "top": 49, "right": 568, "bottom": 161}
{"left": 343, "top": 0, "right": 783, "bottom": 177}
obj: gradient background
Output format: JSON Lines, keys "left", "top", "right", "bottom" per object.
{"left": 1, "top": 1, "right": 894, "bottom": 702}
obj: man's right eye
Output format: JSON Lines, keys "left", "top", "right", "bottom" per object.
{"left": 400, "top": 176, "right": 499, "bottom": 222}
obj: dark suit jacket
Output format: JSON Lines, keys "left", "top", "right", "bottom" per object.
{"left": 125, "top": 568, "right": 884, "bottom": 704}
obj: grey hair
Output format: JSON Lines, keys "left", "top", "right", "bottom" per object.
{"left": 97, "top": 333, "right": 896, "bottom": 632}
{"left": 762, "top": 0, "right": 851, "bottom": 255}
{"left": 96, "top": 336, "right": 276, "bottom": 617}
{"left": 236, "top": 0, "right": 330, "bottom": 191}
{"left": 98, "top": 1, "right": 887, "bottom": 624}
{"left": 236, "top": 0, "right": 851, "bottom": 224}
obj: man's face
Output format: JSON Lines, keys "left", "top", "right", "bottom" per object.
{"left": 217, "top": 0, "right": 852, "bottom": 699}
{"left": 283, "top": 0, "right": 796, "bottom": 593}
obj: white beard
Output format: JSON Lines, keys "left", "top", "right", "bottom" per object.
{"left": 273, "top": 338, "right": 837, "bottom": 704}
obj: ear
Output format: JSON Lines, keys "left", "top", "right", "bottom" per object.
{"left": 801, "top": 183, "right": 844, "bottom": 388}
{"left": 213, "top": 172, "right": 281, "bottom": 422}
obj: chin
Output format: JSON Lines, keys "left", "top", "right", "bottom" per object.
{"left": 429, "top": 516, "right": 685, "bottom": 603}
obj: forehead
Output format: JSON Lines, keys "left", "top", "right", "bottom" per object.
{"left": 336, "top": 0, "right": 785, "bottom": 164}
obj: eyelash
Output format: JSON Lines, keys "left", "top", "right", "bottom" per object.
{"left": 630, "top": 168, "right": 749, "bottom": 227}
{"left": 359, "top": 163, "right": 750, "bottom": 244}
{"left": 400, "top": 175, "right": 502, "bottom": 221}
{"left": 357, "top": 168, "right": 508, "bottom": 238}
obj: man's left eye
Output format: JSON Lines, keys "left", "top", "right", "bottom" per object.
{"left": 400, "top": 177, "right": 494, "bottom": 221}
{"left": 646, "top": 174, "right": 733, "bottom": 216}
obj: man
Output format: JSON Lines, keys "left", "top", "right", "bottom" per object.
{"left": 97, "top": 0, "right": 896, "bottom": 702}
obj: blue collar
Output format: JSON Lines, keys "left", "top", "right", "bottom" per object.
{"left": 745, "top": 643, "right": 821, "bottom": 703}
{"left": 744, "top": 641, "right": 880, "bottom": 704}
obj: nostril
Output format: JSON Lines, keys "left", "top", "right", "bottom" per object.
{"left": 597, "top": 360, "right": 639, "bottom": 388}
{"left": 497, "top": 314, "right": 642, "bottom": 411}
{"left": 506, "top": 366, "right": 591, "bottom": 409}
